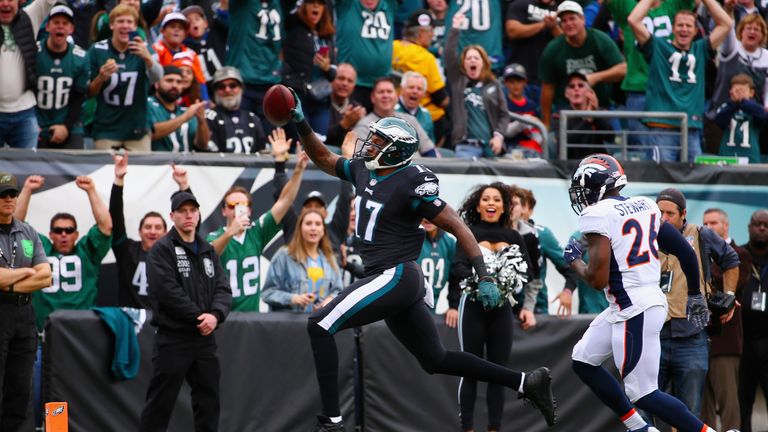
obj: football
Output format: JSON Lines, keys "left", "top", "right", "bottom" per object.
{"left": 263, "top": 84, "right": 296, "bottom": 127}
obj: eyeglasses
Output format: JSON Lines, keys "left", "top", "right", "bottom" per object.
{"left": 216, "top": 83, "right": 241, "bottom": 91}
{"left": 0, "top": 191, "right": 18, "bottom": 199}
{"left": 226, "top": 201, "right": 250, "bottom": 209}
{"left": 51, "top": 227, "right": 76, "bottom": 234}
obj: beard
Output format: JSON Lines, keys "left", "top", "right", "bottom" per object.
{"left": 157, "top": 88, "right": 180, "bottom": 104}
{"left": 215, "top": 93, "right": 242, "bottom": 111}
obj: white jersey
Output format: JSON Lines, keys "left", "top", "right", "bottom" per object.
{"left": 579, "top": 195, "right": 666, "bottom": 322}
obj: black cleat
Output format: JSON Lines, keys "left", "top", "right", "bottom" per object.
{"left": 313, "top": 415, "right": 345, "bottom": 432}
{"left": 521, "top": 367, "right": 557, "bottom": 426}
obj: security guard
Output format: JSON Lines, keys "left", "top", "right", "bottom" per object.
{"left": 0, "top": 173, "right": 52, "bottom": 431}
{"left": 139, "top": 191, "right": 231, "bottom": 432}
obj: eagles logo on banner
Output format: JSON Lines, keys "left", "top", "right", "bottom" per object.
{"left": 204, "top": 258, "right": 214, "bottom": 277}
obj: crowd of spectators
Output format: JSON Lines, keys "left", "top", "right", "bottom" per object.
{"left": 2, "top": 0, "right": 768, "bottom": 162}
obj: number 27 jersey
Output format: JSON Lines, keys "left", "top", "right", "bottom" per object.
{"left": 578, "top": 195, "right": 665, "bottom": 321}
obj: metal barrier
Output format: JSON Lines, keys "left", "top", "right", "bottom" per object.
{"left": 557, "top": 110, "right": 689, "bottom": 162}
{"left": 507, "top": 111, "right": 551, "bottom": 159}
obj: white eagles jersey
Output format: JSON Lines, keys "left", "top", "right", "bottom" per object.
{"left": 578, "top": 195, "right": 666, "bottom": 322}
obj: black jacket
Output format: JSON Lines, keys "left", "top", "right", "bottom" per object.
{"left": 0, "top": 10, "right": 37, "bottom": 92}
{"left": 147, "top": 227, "right": 231, "bottom": 332}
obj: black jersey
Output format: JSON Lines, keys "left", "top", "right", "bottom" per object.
{"left": 184, "top": 20, "right": 227, "bottom": 85}
{"left": 335, "top": 158, "right": 446, "bottom": 275}
{"left": 206, "top": 107, "right": 266, "bottom": 153}
{"left": 109, "top": 184, "right": 151, "bottom": 309}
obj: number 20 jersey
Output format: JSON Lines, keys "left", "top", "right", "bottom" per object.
{"left": 578, "top": 195, "right": 665, "bottom": 322}
{"left": 336, "top": 158, "right": 446, "bottom": 276}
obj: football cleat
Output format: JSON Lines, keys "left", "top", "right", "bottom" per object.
{"left": 521, "top": 367, "right": 557, "bottom": 426}
{"left": 313, "top": 415, "right": 345, "bottom": 432}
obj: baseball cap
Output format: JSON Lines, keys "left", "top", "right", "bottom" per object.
{"left": 49, "top": 4, "right": 74, "bottom": 20}
{"left": 503, "top": 63, "right": 527, "bottom": 81}
{"left": 567, "top": 69, "right": 591, "bottom": 84}
{"left": 303, "top": 191, "right": 326, "bottom": 207}
{"left": 405, "top": 9, "right": 434, "bottom": 28}
{"left": 171, "top": 191, "right": 200, "bottom": 212}
{"left": 656, "top": 188, "right": 687, "bottom": 210}
{"left": 161, "top": 12, "right": 188, "bottom": 29}
{"left": 212, "top": 66, "right": 243, "bottom": 86}
{"left": 557, "top": 0, "right": 584, "bottom": 17}
{"left": 163, "top": 65, "right": 182, "bottom": 77}
{"left": 0, "top": 173, "right": 19, "bottom": 195}
{"left": 181, "top": 5, "right": 206, "bottom": 19}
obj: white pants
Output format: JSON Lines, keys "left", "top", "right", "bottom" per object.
{"left": 572, "top": 305, "right": 666, "bottom": 402}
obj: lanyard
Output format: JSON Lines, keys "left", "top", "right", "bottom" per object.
{"left": 0, "top": 240, "right": 17, "bottom": 269}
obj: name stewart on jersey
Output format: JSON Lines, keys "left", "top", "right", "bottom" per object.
{"left": 613, "top": 199, "right": 654, "bottom": 217}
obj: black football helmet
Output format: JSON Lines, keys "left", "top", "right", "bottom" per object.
{"left": 569, "top": 153, "right": 627, "bottom": 214}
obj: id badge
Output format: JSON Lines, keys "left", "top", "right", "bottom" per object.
{"left": 660, "top": 271, "right": 673, "bottom": 294}
{"left": 751, "top": 291, "right": 766, "bottom": 312}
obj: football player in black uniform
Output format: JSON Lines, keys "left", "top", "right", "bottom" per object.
{"left": 205, "top": 67, "right": 265, "bottom": 153}
{"left": 288, "top": 92, "right": 558, "bottom": 432}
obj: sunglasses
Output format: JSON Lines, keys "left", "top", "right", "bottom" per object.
{"left": 226, "top": 201, "right": 250, "bottom": 209}
{"left": 0, "top": 191, "right": 18, "bottom": 199}
{"left": 52, "top": 227, "right": 76, "bottom": 234}
{"left": 216, "top": 83, "right": 241, "bottom": 91}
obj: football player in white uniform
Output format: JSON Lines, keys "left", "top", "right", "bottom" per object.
{"left": 563, "top": 154, "right": 715, "bottom": 432}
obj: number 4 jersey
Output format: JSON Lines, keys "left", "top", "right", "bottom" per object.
{"left": 88, "top": 39, "right": 155, "bottom": 140}
{"left": 337, "top": 158, "right": 446, "bottom": 276}
{"left": 578, "top": 195, "right": 666, "bottom": 322}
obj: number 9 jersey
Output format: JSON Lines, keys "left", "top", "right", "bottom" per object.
{"left": 578, "top": 195, "right": 666, "bottom": 322}
{"left": 336, "top": 158, "right": 446, "bottom": 276}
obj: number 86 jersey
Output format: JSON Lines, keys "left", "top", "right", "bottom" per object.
{"left": 578, "top": 195, "right": 666, "bottom": 322}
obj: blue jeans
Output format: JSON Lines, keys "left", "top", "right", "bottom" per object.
{"left": 658, "top": 331, "right": 709, "bottom": 417}
{"left": 625, "top": 92, "right": 651, "bottom": 153}
{"left": 0, "top": 108, "right": 39, "bottom": 149}
{"left": 647, "top": 127, "right": 702, "bottom": 162}
{"left": 455, "top": 143, "right": 485, "bottom": 159}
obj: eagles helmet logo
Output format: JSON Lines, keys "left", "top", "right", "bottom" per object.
{"left": 415, "top": 182, "right": 439, "bottom": 196}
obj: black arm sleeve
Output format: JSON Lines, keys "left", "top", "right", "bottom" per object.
{"left": 109, "top": 183, "right": 128, "bottom": 248}
{"left": 658, "top": 222, "right": 700, "bottom": 295}
{"left": 430, "top": 86, "right": 449, "bottom": 107}
{"left": 64, "top": 88, "right": 85, "bottom": 131}
{"left": 328, "top": 181, "right": 353, "bottom": 250}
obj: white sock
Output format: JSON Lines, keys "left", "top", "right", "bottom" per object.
{"left": 517, "top": 372, "right": 526, "bottom": 394}
{"left": 621, "top": 408, "right": 645, "bottom": 431}
{"left": 705, "top": 427, "right": 716, "bottom": 432}
{"left": 329, "top": 416, "right": 342, "bottom": 424}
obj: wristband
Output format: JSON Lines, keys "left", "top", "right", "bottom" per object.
{"left": 470, "top": 255, "right": 490, "bottom": 279}
{"left": 296, "top": 119, "right": 313, "bottom": 138}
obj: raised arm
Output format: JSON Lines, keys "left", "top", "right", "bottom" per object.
{"left": 705, "top": 0, "right": 734, "bottom": 49}
{"left": 627, "top": 0, "right": 654, "bottom": 46}
{"left": 270, "top": 151, "right": 309, "bottom": 224}
{"left": 14, "top": 175, "right": 44, "bottom": 221}
{"left": 289, "top": 91, "right": 342, "bottom": 177}
{"left": 76, "top": 176, "right": 113, "bottom": 236}
{"left": 110, "top": 154, "right": 128, "bottom": 245}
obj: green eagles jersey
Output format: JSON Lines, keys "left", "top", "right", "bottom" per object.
{"left": 33, "top": 225, "right": 112, "bottom": 330}
{"left": 35, "top": 40, "right": 89, "bottom": 133}
{"left": 464, "top": 85, "right": 492, "bottom": 142}
{"left": 445, "top": 0, "right": 504, "bottom": 68}
{"left": 227, "top": 0, "right": 282, "bottom": 85}
{"left": 88, "top": 39, "right": 154, "bottom": 140}
{"left": 719, "top": 108, "right": 761, "bottom": 163}
{"left": 539, "top": 28, "right": 625, "bottom": 108}
{"left": 641, "top": 36, "right": 710, "bottom": 128}
{"left": 147, "top": 96, "right": 199, "bottom": 152}
{"left": 569, "top": 231, "right": 609, "bottom": 314}
{"left": 336, "top": 0, "right": 397, "bottom": 88}
{"left": 533, "top": 224, "right": 567, "bottom": 314}
{"left": 607, "top": 0, "right": 693, "bottom": 92}
{"left": 417, "top": 231, "right": 456, "bottom": 309}
{"left": 206, "top": 210, "right": 282, "bottom": 311}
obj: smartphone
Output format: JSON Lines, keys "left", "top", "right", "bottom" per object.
{"left": 318, "top": 46, "right": 330, "bottom": 57}
{"left": 235, "top": 204, "right": 249, "bottom": 220}
{"left": 128, "top": 31, "right": 140, "bottom": 40}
